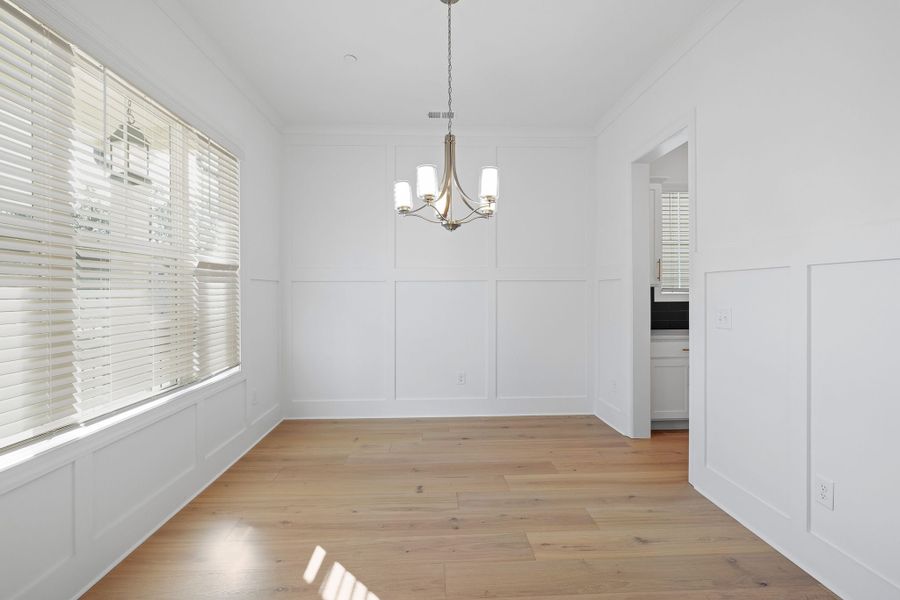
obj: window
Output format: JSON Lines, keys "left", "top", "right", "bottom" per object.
{"left": 658, "top": 190, "right": 689, "bottom": 296}
{"left": 0, "top": 2, "right": 240, "bottom": 452}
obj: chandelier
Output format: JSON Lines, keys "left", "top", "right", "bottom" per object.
{"left": 392, "top": 0, "right": 499, "bottom": 232}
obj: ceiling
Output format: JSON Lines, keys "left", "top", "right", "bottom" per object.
{"left": 177, "top": 0, "right": 718, "bottom": 131}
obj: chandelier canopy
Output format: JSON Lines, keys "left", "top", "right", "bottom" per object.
{"left": 393, "top": 0, "right": 499, "bottom": 232}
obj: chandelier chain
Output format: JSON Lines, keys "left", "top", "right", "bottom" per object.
{"left": 447, "top": 0, "right": 452, "bottom": 134}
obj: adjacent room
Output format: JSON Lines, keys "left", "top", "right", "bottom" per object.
{"left": 0, "top": 1, "right": 897, "bottom": 598}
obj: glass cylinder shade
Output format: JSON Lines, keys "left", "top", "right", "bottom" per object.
{"left": 394, "top": 181, "right": 412, "bottom": 212}
{"left": 416, "top": 164, "right": 438, "bottom": 200}
{"left": 478, "top": 166, "right": 499, "bottom": 214}
{"left": 479, "top": 166, "right": 499, "bottom": 201}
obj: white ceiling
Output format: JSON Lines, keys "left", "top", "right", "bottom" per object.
{"left": 177, "top": 0, "right": 718, "bottom": 131}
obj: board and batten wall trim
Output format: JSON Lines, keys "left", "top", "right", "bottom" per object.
{"left": 0, "top": 374, "right": 282, "bottom": 600}
{"left": 593, "top": 1, "right": 900, "bottom": 597}
{"left": 282, "top": 133, "right": 598, "bottom": 419}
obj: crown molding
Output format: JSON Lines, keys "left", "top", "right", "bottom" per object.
{"left": 282, "top": 123, "right": 598, "bottom": 139}
{"left": 12, "top": 0, "right": 284, "bottom": 154}
{"left": 153, "top": 0, "right": 285, "bottom": 131}
{"left": 592, "top": 0, "right": 744, "bottom": 136}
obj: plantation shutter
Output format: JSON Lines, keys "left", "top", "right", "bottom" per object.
{"left": 659, "top": 191, "right": 689, "bottom": 294}
{"left": 0, "top": 1, "right": 240, "bottom": 452}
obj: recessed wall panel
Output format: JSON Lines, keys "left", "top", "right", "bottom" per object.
{"left": 291, "top": 281, "right": 386, "bottom": 401}
{"left": 705, "top": 267, "right": 791, "bottom": 516}
{"left": 199, "top": 381, "right": 246, "bottom": 458}
{"left": 497, "top": 146, "right": 589, "bottom": 268}
{"left": 285, "top": 145, "right": 387, "bottom": 269}
{"left": 0, "top": 465, "right": 73, "bottom": 599}
{"left": 396, "top": 281, "right": 488, "bottom": 399}
{"left": 93, "top": 407, "right": 196, "bottom": 536}
{"left": 810, "top": 258, "right": 900, "bottom": 587}
{"left": 244, "top": 279, "right": 281, "bottom": 420}
{"left": 497, "top": 280, "right": 587, "bottom": 398}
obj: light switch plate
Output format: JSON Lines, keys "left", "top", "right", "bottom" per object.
{"left": 714, "top": 308, "right": 732, "bottom": 330}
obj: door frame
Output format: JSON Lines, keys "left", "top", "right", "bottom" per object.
{"left": 627, "top": 112, "right": 696, "bottom": 438}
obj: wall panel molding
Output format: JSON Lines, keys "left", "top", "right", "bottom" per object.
{"left": 284, "top": 134, "right": 598, "bottom": 419}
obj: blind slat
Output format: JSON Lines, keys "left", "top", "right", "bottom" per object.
{"left": 0, "top": 0, "right": 240, "bottom": 452}
{"left": 659, "top": 191, "right": 689, "bottom": 293}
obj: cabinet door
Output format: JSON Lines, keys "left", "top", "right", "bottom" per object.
{"left": 650, "top": 357, "right": 689, "bottom": 420}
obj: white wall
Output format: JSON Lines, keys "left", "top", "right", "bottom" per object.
{"left": 649, "top": 142, "right": 688, "bottom": 188}
{"left": 0, "top": 1, "right": 283, "bottom": 598}
{"left": 282, "top": 132, "right": 596, "bottom": 418}
{"left": 593, "top": 0, "right": 900, "bottom": 598}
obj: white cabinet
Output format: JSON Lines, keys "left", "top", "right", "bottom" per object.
{"left": 651, "top": 333, "right": 689, "bottom": 420}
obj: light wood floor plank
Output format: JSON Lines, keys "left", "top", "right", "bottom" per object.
{"left": 82, "top": 417, "right": 836, "bottom": 599}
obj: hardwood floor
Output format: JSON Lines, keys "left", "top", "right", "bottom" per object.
{"left": 83, "top": 416, "right": 837, "bottom": 599}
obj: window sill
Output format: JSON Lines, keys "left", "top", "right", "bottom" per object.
{"left": 0, "top": 366, "right": 244, "bottom": 476}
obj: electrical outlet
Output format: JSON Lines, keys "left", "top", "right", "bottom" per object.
{"left": 456, "top": 372, "right": 466, "bottom": 385}
{"left": 714, "top": 308, "right": 732, "bottom": 330}
{"left": 814, "top": 476, "right": 834, "bottom": 510}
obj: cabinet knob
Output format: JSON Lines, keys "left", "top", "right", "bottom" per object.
{"left": 682, "top": 348, "right": 689, "bottom": 352}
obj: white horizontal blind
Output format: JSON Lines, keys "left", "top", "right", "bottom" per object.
{"left": 0, "top": 1, "right": 240, "bottom": 451}
{"left": 190, "top": 132, "right": 240, "bottom": 381}
{"left": 659, "top": 191, "right": 689, "bottom": 294}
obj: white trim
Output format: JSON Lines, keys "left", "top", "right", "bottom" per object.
{"left": 151, "top": 0, "right": 285, "bottom": 130}
{"left": 594, "top": 0, "right": 743, "bottom": 135}
{"left": 286, "top": 396, "right": 593, "bottom": 419}
{"left": 282, "top": 124, "right": 597, "bottom": 139}
{"left": 626, "top": 112, "right": 697, "bottom": 440}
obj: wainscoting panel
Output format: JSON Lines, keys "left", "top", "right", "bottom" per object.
{"left": 290, "top": 281, "right": 388, "bottom": 402}
{"left": 809, "top": 258, "right": 900, "bottom": 588}
{"left": 200, "top": 380, "right": 248, "bottom": 460}
{"left": 496, "top": 146, "right": 591, "bottom": 269}
{"left": 705, "top": 267, "right": 792, "bottom": 518}
{"left": 92, "top": 407, "right": 197, "bottom": 538}
{"left": 595, "top": 277, "right": 626, "bottom": 431}
{"left": 0, "top": 464, "right": 74, "bottom": 599}
{"left": 396, "top": 281, "right": 489, "bottom": 400}
{"left": 284, "top": 134, "right": 596, "bottom": 418}
{"left": 497, "top": 280, "right": 588, "bottom": 400}
{"left": 285, "top": 144, "right": 388, "bottom": 270}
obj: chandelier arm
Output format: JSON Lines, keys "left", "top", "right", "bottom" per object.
{"left": 405, "top": 212, "right": 445, "bottom": 224}
{"left": 456, "top": 212, "right": 490, "bottom": 225}
{"left": 452, "top": 206, "right": 486, "bottom": 223}
{"left": 405, "top": 203, "right": 435, "bottom": 215}
{"left": 427, "top": 199, "right": 448, "bottom": 221}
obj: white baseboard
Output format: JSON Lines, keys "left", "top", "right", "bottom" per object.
{"left": 285, "top": 396, "right": 593, "bottom": 419}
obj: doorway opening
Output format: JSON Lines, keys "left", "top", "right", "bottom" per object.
{"left": 629, "top": 122, "right": 693, "bottom": 439}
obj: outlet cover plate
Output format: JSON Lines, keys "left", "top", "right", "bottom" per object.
{"left": 814, "top": 476, "right": 834, "bottom": 510}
